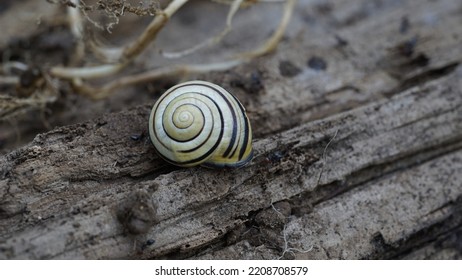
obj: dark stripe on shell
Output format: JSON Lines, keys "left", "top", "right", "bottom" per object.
{"left": 239, "top": 116, "right": 250, "bottom": 161}
{"left": 221, "top": 96, "right": 237, "bottom": 158}
{"left": 228, "top": 93, "right": 250, "bottom": 161}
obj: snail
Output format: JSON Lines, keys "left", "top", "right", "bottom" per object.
{"left": 149, "top": 81, "right": 253, "bottom": 168}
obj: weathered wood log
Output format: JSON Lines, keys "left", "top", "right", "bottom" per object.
{"left": 1, "top": 0, "right": 462, "bottom": 259}
{"left": 1, "top": 65, "right": 461, "bottom": 259}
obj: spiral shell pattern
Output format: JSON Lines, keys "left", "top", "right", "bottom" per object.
{"left": 149, "top": 81, "right": 253, "bottom": 168}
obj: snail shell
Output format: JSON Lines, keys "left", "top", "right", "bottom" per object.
{"left": 149, "top": 80, "right": 253, "bottom": 168}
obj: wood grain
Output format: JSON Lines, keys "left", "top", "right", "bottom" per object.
{"left": 1, "top": 0, "right": 462, "bottom": 259}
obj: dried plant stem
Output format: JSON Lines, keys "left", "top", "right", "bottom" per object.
{"left": 68, "top": 0, "right": 83, "bottom": 40}
{"left": 68, "top": 0, "right": 85, "bottom": 64}
{"left": 51, "top": 63, "right": 126, "bottom": 79}
{"left": 51, "top": 0, "right": 295, "bottom": 99}
{"left": 51, "top": 0, "right": 189, "bottom": 79}
{"left": 122, "top": 0, "right": 189, "bottom": 61}
{"left": 69, "top": 0, "right": 295, "bottom": 99}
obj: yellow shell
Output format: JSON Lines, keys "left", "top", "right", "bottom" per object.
{"left": 149, "top": 81, "right": 253, "bottom": 168}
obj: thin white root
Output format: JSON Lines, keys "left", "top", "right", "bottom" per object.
{"left": 271, "top": 203, "right": 286, "bottom": 218}
{"left": 317, "top": 128, "right": 339, "bottom": 186}
{"left": 279, "top": 224, "right": 313, "bottom": 259}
